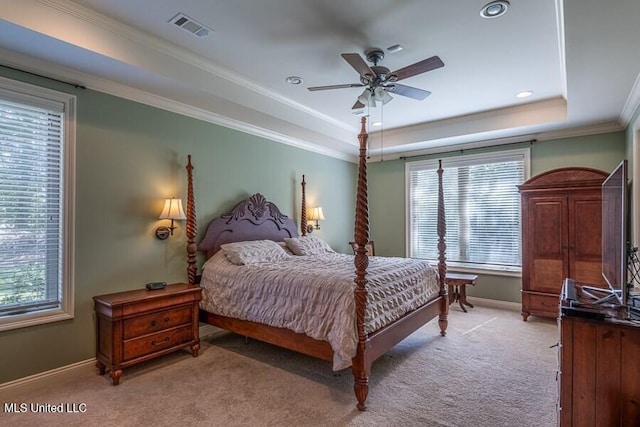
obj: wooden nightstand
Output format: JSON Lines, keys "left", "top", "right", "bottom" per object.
{"left": 93, "top": 283, "right": 202, "bottom": 385}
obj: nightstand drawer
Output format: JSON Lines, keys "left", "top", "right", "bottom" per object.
{"left": 124, "top": 306, "right": 192, "bottom": 339}
{"left": 123, "top": 325, "right": 193, "bottom": 360}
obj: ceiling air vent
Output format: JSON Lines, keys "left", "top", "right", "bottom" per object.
{"left": 168, "top": 13, "right": 213, "bottom": 38}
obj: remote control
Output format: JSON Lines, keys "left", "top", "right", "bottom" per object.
{"left": 145, "top": 281, "right": 166, "bottom": 291}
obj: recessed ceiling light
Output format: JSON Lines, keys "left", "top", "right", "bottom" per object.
{"left": 516, "top": 90, "right": 533, "bottom": 98}
{"left": 387, "top": 44, "right": 403, "bottom": 53}
{"left": 372, "top": 121, "right": 383, "bottom": 127}
{"left": 480, "top": 1, "right": 510, "bottom": 18}
{"left": 285, "top": 76, "right": 303, "bottom": 85}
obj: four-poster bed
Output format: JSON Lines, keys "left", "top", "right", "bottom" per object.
{"left": 184, "top": 117, "right": 448, "bottom": 410}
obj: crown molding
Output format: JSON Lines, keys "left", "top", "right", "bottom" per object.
{"left": 35, "top": 0, "right": 354, "bottom": 135}
{"left": 0, "top": 48, "right": 356, "bottom": 163}
{"left": 372, "top": 120, "right": 624, "bottom": 161}
{"left": 620, "top": 71, "right": 640, "bottom": 126}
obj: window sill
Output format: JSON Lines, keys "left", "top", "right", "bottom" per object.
{"left": 427, "top": 260, "right": 522, "bottom": 278}
{"left": 0, "top": 308, "right": 73, "bottom": 332}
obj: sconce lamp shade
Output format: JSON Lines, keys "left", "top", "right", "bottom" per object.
{"left": 308, "top": 206, "right": 325, "bottom": 221}
{"left": 159, "top": 198, "right": 187, "bottom": 220}
{"left": 307, "top": 206, "right": 325, "bottom": 233}
{"left": 155, "top": 197, "right": 186, "bottom": 240}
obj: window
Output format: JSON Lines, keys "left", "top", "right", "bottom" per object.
{"left": 406, "top": 149, "right": 529, "bottom": 274}
{"left": 0, "top": 77, "right": 75, "bottom": 331}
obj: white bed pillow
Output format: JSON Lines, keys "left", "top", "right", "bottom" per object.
{"left": 284, "top": 236, "right": 335, "bottom": 256}
{"left": 221, "top": 240, "right": 290, "bottom": 265}
{"left": 277, "top": 241, "right": 295, "bottom": 255}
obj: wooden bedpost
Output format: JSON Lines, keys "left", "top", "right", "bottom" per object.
{"left": 352, "top": 116, "right": 370, "bottom": 411}
{"left": 437, "top": 159, "right": 448, "bottom": 336}
{"left": 186, "top": 155, "right": 198, "bottom": 285}
{"left": 301, "top": 175, "right": 308, "bottom": 236}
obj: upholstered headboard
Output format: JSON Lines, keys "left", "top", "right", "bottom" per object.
{"left": 197, "top": 193, "right": 299, "bottom": 259}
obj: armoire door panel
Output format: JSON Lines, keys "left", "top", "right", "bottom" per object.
{"left": 569, "top": 197, "right": 605, "bottom": 286}
{"left": 572, "top": 261, "right": 604, "bottom": 285}
{"left": 530, "top": 199, "right": 566, "bottom": 258}
{"left": 532, "top": 259, "right": 565, "bottom": 293}
{"left": 570, "top": 198, "right": 602, "bottom": 259}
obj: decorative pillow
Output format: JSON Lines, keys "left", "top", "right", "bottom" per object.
{"left": 221, "top": 240, "right": 290, "bottom": 265}
{"left": 284, "top": 236, "right": 335, "bottom": 256}
{"left": 277, "top": 241, "right": 295, "bottom": 255}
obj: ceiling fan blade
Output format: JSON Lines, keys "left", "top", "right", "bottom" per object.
{"left": 341, "top": 53, "right": 375, "bottom": 79}
{"left": 389, "top": 55, "right": 444, "bottom": 81}
{"left": 352, "top": 100, "right": 365, "bottom": 110}
{"left": 386, "top": 84, "right": 431, "bottom": 100}
{"left": 307, "top": 83, "right": 364, "bottom": 91}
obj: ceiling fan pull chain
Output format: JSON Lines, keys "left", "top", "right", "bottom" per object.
{"left": 380, "top": 104, "right": 384, "bottom": 162}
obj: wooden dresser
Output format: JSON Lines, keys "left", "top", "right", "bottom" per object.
{"left": 94, "top": 283, "right": 202, "bottom": 385}
{"left": 558, "top": 281, "right": 640, "bottom": 426}
{"left": 519, "top": 167, "right": 607, "bottom": 320}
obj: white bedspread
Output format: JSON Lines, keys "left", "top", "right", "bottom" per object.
{"left": 199, "top": 251, "right": 440, "bottom": 370}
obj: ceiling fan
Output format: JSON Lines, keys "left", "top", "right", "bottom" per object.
{"left": 308, "top": 48, "right": 444, "bottom": 110}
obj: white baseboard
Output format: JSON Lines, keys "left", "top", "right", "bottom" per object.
{"left": 467, "top": 296, "right": 521, "bottom": 312}
{"left": 0, "top": 358, "right": 96, "bottom": 397}
{"left": 0, "top": 324, "right": 228, "bottom": 397}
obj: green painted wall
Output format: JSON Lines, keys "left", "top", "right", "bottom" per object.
{"left": 368, "top": 132, "right": 627, "bottom": 304}
{"left": 0, "top": 68, "right": 356, "bottom": 384}
{"left": 0, "top": 60, "right": 633, "bottom": 384}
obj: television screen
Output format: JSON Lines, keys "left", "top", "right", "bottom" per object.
{"left": 601, "top": 160, "right": 628, "bottom": 305}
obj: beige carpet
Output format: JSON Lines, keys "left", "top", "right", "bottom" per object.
{"left": 1, "top": 306, "right": 558, "bottom": 427}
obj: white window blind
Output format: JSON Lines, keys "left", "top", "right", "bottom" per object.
{"left": 0, "top": 78, "right": 74, "bottom": 329}
{"left": 407, "top": 149, "right": 529, "bottom": 273}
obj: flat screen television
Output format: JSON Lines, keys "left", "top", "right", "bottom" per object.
{"left": 601, "top": 160, "right": 628, "bottom": 305}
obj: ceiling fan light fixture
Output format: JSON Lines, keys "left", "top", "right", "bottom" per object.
{"left": 480, "top": 1, "right": 510, "bottom": 18}
{"left": 374, "top": 86, "right": 393, "bottom": 105}
{"left": 358, "top": 89, "right": 375, "bottom": 107}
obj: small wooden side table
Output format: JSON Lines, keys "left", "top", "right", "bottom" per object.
{"left": 446, "top": 273, "right": 478, "bottom": 312}
{"left": 94, "top": 283, "right": 202, "bottom": 385}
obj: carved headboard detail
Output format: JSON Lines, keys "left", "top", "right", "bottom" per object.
{"left": 197, "top": 193, "right": 299, "bottom": 259}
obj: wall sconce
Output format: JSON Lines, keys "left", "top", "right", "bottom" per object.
{"left": 155, "top": 197, "right": 186, "bottom": 240}
{"left": 306, "top": 206, "right": 325, "bottom": 233}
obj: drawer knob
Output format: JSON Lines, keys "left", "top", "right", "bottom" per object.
{"left": 151, "top": 317, "right": 171, "bottom": 327}
{"left": 151, "top": 337, "right": 170, "bottom": 346}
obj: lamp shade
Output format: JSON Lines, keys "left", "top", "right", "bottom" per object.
{"left": 159, "top": 198, "right": 187, "bottom": 220}
{"left": 308, "top": 206, "right": 325, "bottom": 221}
{"left": 357, "top": 89, "right": 376, "bottom": 107}
{"left": 374, "top": 86, "right": 393, "bottom": 105}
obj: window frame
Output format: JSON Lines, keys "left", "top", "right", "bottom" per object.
{"left": 0, "top": 76, "right": 76, "bottom": 331}
{"left": 405, "top": 148, "right": 530, "bottom": 276}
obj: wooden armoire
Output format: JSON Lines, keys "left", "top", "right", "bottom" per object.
{"left": 519, "top": 167, "right": 608, "bottom": 320}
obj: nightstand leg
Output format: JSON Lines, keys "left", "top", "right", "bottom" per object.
{"left": 96, "top": 360, "right": 106, "bottom": 375}
{"left": 109, "top": 369, "right": 122, "bottom": 386}
{"left": 191, "top": 342, "right": 200, "bottom": 357}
